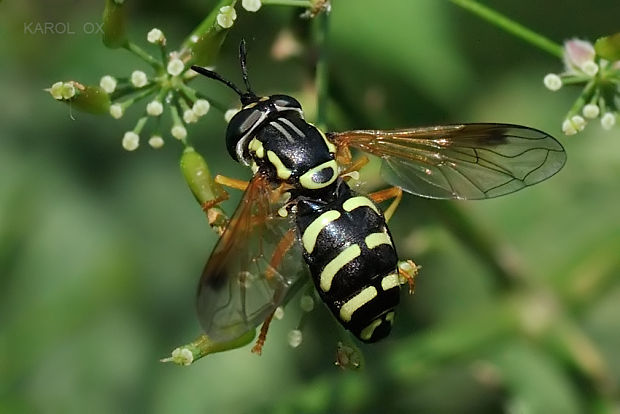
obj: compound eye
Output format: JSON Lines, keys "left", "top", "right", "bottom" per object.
{"left": 271, "top": 94, "right": 302, "bottom": 110}
{"left": 229, "top": 108, "right": 263, "bottom": 135}
{"left": 226, "top": 108, "right": 265, "bottom": 161}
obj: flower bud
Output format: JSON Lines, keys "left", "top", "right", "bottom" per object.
{"left": 148, "top": 135, "right": 164, "bottom": 148}
{"left": 122, "top": 131, "right": 139, "bottom": 151}
{"left": 99, "top": 75, "right": 117, "bottom": 93}
{"left": 288, "top": 330, "right": 303, "bottom": 348}
{"left": 601, "top": 112, "right": 616, "bottom": 130}
{"left": 131, "top": 71, "right": 148, "bottom": 88}
{"left": 146, "top": 100, "right": 163, "bottom": 116}
{"left": 179, "top": 147, "right": 225, "bottom": 205}
{"left": 71, "top": 85, "right": 111, "bottom": 114}
{"left": 171, "top": 125, "right": 187, "bottom": 140}
{"left": 582, "top": 104, "right": 600, "bottom": 119}
{"left": 102, "top": 0, "right": 127, "bottom": 48}
{"left": 543, "top": 74, "right": 562, "bottom": 91}
{"left": 217, "top": 6, "right": 237, "bottom": 29}
{"left": 242, "top": 0, "right": 262, "bottom": 12}
{"left": 167, "top": 58, "right": 185, "bottom": 77}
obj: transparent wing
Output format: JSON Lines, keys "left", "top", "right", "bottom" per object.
{"left": 329, "top": 123, "right": 566, "bottom": 200}
{"left": 196, "top": 175, "right": 307, "bottom": 343}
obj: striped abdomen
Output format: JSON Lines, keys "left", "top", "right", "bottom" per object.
{"left": 295, "top": 180, "right": 400, "bottom": 342}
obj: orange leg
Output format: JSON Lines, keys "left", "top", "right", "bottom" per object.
{"left": 251, "top": 227, "right": 297, "bottom": 354}
{"left": 265, "top": 229, "right": 296, "bottom": 280}
{"left": 200, "top": 175, "right": 249, "bottom": 235}
{"left": 368, "top": 186, "right": 403, "bottom": 222}
{"left": 251, "top": 309, "right": 276, "bottom": 355}
{"left": 214, "top": 174, "right": 249, "bottom": 191}
{"left": 341, "top": 155, "right": 370, "bottom": 178}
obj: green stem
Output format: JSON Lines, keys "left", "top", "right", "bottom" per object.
{"left": 124, "top": 42, "right": 163, "bottom": 70}
{"left": 133, "top": 116, "right": 148, "bottom": 134}
{"left": 180, "top": 0, "right": 235, "bottom": 51}
{"left": 314, "top": 8, "right": 330, "bottom": 130}
{"left": 566, "top": 78, "right": 596, "bottom": 117}
{"left": 449, "top": 0, "right": 563, "bottom": 58}
{"left": 262, "top": 0, "right": 311, "bottom": 6}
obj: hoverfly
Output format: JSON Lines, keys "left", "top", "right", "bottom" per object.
{"left": 191, "top": 41, "right": 566, "bottom": 353}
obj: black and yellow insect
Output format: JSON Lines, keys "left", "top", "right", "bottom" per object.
{"left": 191, "top": 41, "right": 566, "bottom": 352}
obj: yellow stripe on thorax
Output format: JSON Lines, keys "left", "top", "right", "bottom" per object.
{"left": 248, "top": 137, "right": 264, "bottom": 158}
{"left": 339, "top": 286, "right": 377, "bottom": 322}
{"left": 267, "top": 150, "right": 292, "bottom": 180}
{"left": 342, "top": 196, "right": 380, "bottom": 215}
{"left": 319, "top": 244, "right": 361, "bottom": 292}
{"left": 302, "top": 210, "right": 340, "bottom": 254}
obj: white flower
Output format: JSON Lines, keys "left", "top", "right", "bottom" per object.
{"left": 563, "top": 39, "right": 596, "bottom": 74}
{"left": 147, "top": 28, "right": 165, "bottom": 44}
{"left": 146, "top": 100, "right": 163, "bottom": 116}
{"left": 183, "top": 109, "right": 198, "bottom": 124}
{"left": 148, "top": 135, "right": 164, "bottom": 148}
{"left": 571, "top": 115, "right": 586, "bottom": 131}
{"left": 242, "top": 0, "right": 262, "bottom": 12}
{"left": 171, "top": 125, "right": 187, "bottom": 140}
{"left": 61, "top": 82, "right": 76, "bottom": 99}
{"left": 273, "top": 306, "right": 284, "bottom": 320}
{"left": 131, "top": 70, "right": 148, "bottom": 88}
{"left": 171, "top": 347, "right": 193, "bottom": 366}
{"left": 109, "top": 103, "right": 124, "bottom": 119}
{"left": 288, "top": 329, "right": 303, "bottom": 348}
{"left": 562, "top": 116, "right": 586, "bottom": 135}
{"left": 99, "top": 75, "right": 117, "bottom": 93}
{"left": 224, "top": 108, "right": 239, "bottom": 122}
{"left": 581, "top": 61, "right": 599, "bottom": 77}
{"left": 122, "top": 131, "right": 139, "bottom": 151}
{"left": 601, "top": 112, "right": 616, "bottom": 130}
{"left": 562, "top": 119, "right": 577, "bottom": 135}
{"left": 217, "top": 6, "right": 237, "bottom": 29}
{"left": 192, "top": 99, "right": 210, "bottom": 116}
{"left": 167, "top": 58, "right": 185, "bottom": 77}
{"left": 543, "top": 73, "right": 562, "bottom": 91}
{"left": 582, "top": 104, "right": 600, "bottom": 119}
{"left": 49, "top": 81, "right": 64, "bottom": 100}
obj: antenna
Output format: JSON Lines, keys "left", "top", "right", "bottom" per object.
{"left": 190, "top": 65, "right": 245, "bottom": 98}
{"left": 191, "top": 40, "right": 259, "bottom": 106}
{"left": 239, "top": 39, "right": 253, "bottom": 94}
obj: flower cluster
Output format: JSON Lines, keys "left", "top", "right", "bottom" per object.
{"left": 47, "top": 0, "right": 328, "bottom": 153}
{"left": 543, "top": 39, "right": 620, "bottom": 135}
{"left": 48, "top": 27, "right": 238, "bottom": 151}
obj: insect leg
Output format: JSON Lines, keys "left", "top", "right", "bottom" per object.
{"left": 214, "top": 175, "right": 250, "bottom": 191}
{"left": 340, "top": 156, "right": 370, "bottom": 182}
{"left": 251, "top": 308, "right": 275, "bottom": 355}
{"left": 201, "top": 176, "right": 250, "bottom": 228}
{"left": 368, "top": 186, "right": 403, "bottom": 223}
{"left": 265, "top": 229, "right": 296, "bottom": 280}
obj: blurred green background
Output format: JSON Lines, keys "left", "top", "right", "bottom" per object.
{"left": 1, "top": 1, "right": 619, "bottom": 413}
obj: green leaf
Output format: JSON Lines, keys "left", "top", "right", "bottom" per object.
{"left": 594, "top": 33, "right": 620, "bottom": 61}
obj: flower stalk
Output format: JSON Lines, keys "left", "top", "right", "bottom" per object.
{"left": 449, "top": 0, "right": 563, "bottom": 58}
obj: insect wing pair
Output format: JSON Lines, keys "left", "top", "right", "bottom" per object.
{"left": 197, "top": 123, "right": 566, "bottom": 343}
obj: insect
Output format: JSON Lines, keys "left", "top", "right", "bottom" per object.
{"left": 191, "top": 41, "right": 566, "bottom": 353}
